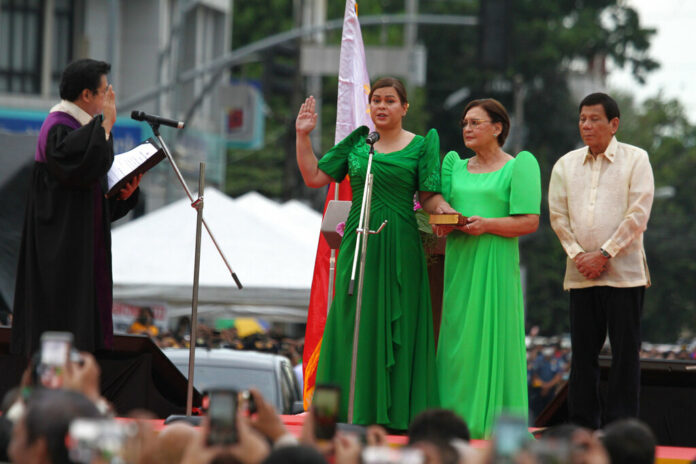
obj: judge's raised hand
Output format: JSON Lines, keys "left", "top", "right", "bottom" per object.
{"left": 120, "top": 173, "right": 143, "bottom": 200}
{"left": 295, "top": 96, "right": 318, "bottom": 136}
{"left": 102, "top": 84, "right": 117, "bottom": 137}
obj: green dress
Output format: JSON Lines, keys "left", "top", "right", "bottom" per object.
{"left": 436, "top": 150, "right": 541, "bottom": 438}
{"left": 315, "top": 126, "right": 441, "bottom": 430}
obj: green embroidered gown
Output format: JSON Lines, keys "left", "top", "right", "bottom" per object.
{"left": 315, "top": 126, "right": 441, "bottom": 430}
{"left": 436, "top": 150, "right": 541, "bottom": 438}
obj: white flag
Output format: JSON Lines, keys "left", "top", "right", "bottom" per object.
{"left": 335, "top": 0, "right": 374, "bottom": 144}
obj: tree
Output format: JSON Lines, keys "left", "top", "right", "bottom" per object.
{"left": 614, "top": 93, "right": 696, "bottom": 342}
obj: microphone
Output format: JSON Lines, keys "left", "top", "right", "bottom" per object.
{"left": 365, "top": 131, "right": 380, "bottom": 145}
{"left": 131, "top": 111, "right": 185, "bottom": 129}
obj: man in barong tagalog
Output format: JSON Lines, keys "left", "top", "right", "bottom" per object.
{"left": 11, "top": 58, "right": 141, "bottom": 357}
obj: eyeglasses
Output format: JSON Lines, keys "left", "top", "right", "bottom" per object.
{"left": 461, "top": 118, "right": 492, "bottom": 129}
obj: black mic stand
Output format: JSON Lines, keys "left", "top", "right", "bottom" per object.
{"left": 346, "top": 137, "right": 387, "bottom": 423}
{"left": 147, "top": 122, "right": 243, "bottom": 289}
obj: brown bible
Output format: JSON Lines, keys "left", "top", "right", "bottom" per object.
{"left": 429, "top": 213, "right": 467, "bottom": 226}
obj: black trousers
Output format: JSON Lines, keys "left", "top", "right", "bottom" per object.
{"left": 568, "top": 286, "right": 644, "bottom": 429}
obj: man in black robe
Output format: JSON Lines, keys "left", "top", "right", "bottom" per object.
{"left": 11, "top": 59, "right": 141, "bottom": 356}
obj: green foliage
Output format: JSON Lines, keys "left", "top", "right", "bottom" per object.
{"left": 614, "top": 94, "right": 696, "bottom": 342}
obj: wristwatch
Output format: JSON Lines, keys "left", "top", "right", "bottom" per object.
{"left": 599, "top": 248, "right": 611, "bottom": 258}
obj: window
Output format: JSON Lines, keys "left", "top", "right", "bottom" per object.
{"left": 0, "top": 0, "right": 73, "bottom": 95}
{"left": 51, "top": 0, "right": 74, "bottom": 92}
{"left": 0, "top": 0, "right": 43, "bottom": 93}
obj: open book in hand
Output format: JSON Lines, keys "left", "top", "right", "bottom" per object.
{"left": 106, "top": 139, "right": 165, "bottom": 198}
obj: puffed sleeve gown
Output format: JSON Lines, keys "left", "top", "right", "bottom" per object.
{"left": 315, "top": 126, "right": 441, "bottom": 430}
{"left": 436, "top": 150, "right": 541, "bottom": 438}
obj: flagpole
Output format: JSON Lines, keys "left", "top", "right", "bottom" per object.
{"left": 326, "top": 183, "right": 338, "bottom": 315}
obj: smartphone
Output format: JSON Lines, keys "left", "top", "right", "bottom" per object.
{"left": 241, "top": 390, "right": 257, "bottom": 415}
{"left": 39, "top": 331, "right": 73, "bottom": 388}
{"left": 363, "top": 446, "right": 424, "bottom": 464}
{"left": 493, "top": 415, "right": 531, "bottom": 463}
{"left": 67, "top": 418, "right": 137, "bottom": 464}
{"left": 492, "top": 414, "right": 530, "bottom": 462}
{"left": 206, "top": 389, "right": 239, "bottom": 446}
{"left": 312, "top": 384, "right": 340, "bottom": 440}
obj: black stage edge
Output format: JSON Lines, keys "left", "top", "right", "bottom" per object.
{"left": 0, "top": 327, "right": 200, "bottom": 418}
{"left": 535, "top": 356, "right": 696, "bottom": 447}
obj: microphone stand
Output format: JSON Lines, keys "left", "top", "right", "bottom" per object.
{"left": 186, "top": 162, "right": 205, "bottom": 416}
{"left": 346, "top": 139, "right": 387, "bottom": 424}
{"left": 147, "top": 122, "right": 243, "bottom": 289}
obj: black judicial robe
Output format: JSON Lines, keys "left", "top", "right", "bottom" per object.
{"left": 11, "top": 112, "right": 138, "bottom": 357}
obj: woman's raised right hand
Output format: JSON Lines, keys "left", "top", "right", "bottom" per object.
{"left": 296, "top": 96, "right": 318, "bottom": 135}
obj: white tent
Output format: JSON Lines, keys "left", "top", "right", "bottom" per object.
{"left": 112, "top": 189, "right": 322, "bottom": 322}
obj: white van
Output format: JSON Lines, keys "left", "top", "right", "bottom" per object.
{"left": 163, "top": 348, "right": 303, "bottom": 414}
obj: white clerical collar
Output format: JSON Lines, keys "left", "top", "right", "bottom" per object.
{"left": 49, "top": 100, "right": 94, "bottom": 127}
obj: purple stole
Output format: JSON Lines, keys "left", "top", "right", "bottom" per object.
{"left": 35, "top": 111, "right": 81, "bottom": 162}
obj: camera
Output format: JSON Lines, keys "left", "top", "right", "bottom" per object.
{"left": 312, "top": 384, "right": 340, "bottom": 440}
{"left": 206, "top": 388, "right": 239, "bottom": 446}
{"left": 67, "top": 418, "right": 138, "bottom": 464}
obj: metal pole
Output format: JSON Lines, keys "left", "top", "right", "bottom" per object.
{"left": 346, "top": 140, "right": 387, "bottom": 422}
{"left": 152, "top": 127, "right": 243, "bottom": 289}
{"left": 348, "top": 148, "right": 375, "bottom": 296}
{"left": 347, "top": 173, "right": 371, "bottom": 423}
{"left": 186, "top": 162, "right": 205, "bottom": 416}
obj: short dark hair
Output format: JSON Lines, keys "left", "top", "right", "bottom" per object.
{"left": 461, "top": 98, "right": 510, "bottom": 147}
{"left": 368, "top": 77, "right": 408, "bottom": 105}
{"left": 579, "top": 92, "right": 620, "bottom": 121}
{"left": 24, "top": 389, "right": 102, "bottom": 464}
{"left": 601, "top": 418, "right": 656, "bottom": 464}
{"left": 408, "top": 408, "right": 470, "bottom": 444}
{"left": 59, "top": 58, "right": 111, "bottom": 102}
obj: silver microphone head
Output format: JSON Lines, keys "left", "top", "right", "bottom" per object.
{"left": 366, "top": 131, "right": 380, "bottom": 145}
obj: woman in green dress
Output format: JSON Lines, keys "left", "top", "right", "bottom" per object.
{"left": 295, "top": 77, "right": 454, "bottom": 430}
{"left": 434, "top": 99, "right": 541, "bottom": 438}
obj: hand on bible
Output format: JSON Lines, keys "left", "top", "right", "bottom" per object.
{"left": 119, "top": 173, "right": 143, "bottom": 200}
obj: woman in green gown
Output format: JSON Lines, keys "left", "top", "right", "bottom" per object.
{"left": 434, "top": 99, "right": 541, "bottom": 438}
{"left": 295, "top": 77, "right": 454, "bottom": 430}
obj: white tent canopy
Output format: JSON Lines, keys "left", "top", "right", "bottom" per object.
{"left": 112, "top": 189, "right": 322, "bottom": 322}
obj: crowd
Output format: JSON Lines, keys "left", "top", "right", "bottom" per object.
{"left": 0, "top": 340, "right": 664, "bottom": 464}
